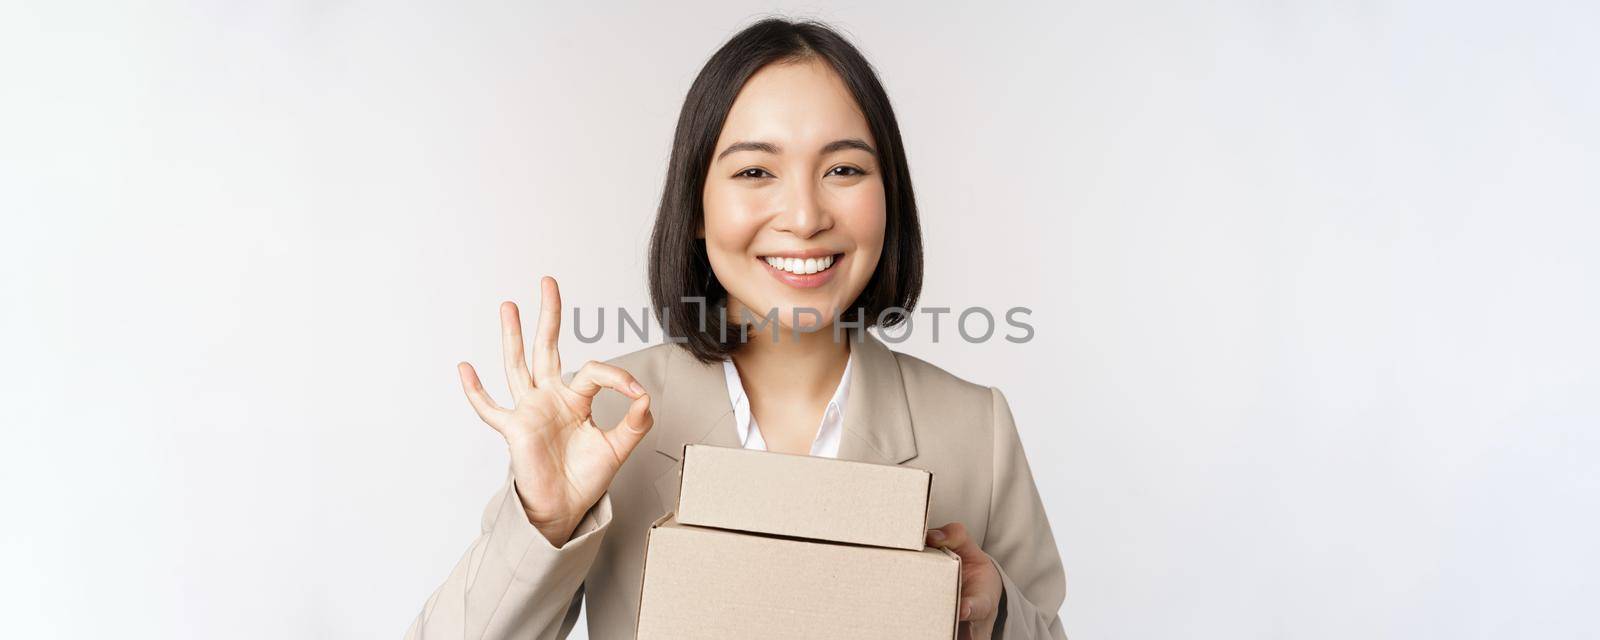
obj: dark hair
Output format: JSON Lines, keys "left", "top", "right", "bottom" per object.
{"left": 648, "top": 17, "right": 924, "bottom": 363}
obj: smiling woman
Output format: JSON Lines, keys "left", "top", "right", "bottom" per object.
{"left": 407, "top": 17, "right": 1066, "bottom": 640}
{"left": 651, "top": 30, "right": 923, "bottom": 359}
{"left": 697, "top": 57, "right": 891, "bottom": 332}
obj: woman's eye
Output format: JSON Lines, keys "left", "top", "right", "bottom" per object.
{"left": 736, "top": 168, "right": 773, "bottom": 179}
{"left": 828, "top": 165, "right": 865, "bottom": 177}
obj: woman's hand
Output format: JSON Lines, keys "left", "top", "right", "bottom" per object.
{"left": 928, "top": 522, "right": 1003, "bottom": 640}
{"left": 457, "top": 276, "right": 655, "bottom": 547}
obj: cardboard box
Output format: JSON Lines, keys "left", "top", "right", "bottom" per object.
{"left": 636, "top": 514, "right": 961, "bottom": 639}
{"left": 675, "top": 444, "right": 933, "bottom": 551}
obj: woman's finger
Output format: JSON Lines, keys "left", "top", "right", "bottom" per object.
{"left": 531, "top": 276, "right": 563, "bottom": 384}
{"left": 929, "top": 521, "right": 1002, "bottom": 626}
{"left": 927, "top": 521, "right": 973, "bottom": 555}
{"left": 929, "top": 523, "right": 992, "bottom": 571}
{"left": 500, "top": 301, "right": 534, "bottom": 393}
{"left": 960, "top": 595, "right": 996, "bottom": 623}
{"left": 601, "top": 392, "right": 655, "bottom": 463}
{"left": 569, "top": 360, "right": 646, "bottom": 399}
{"left": 457, "top": 362, "right": 508, "bottom": 434}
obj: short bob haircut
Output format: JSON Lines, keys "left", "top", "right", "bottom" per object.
{"left": 648, "top": 17, "right": 924, "bottom": 363}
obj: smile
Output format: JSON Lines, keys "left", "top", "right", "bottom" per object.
{"left": 761, "top": 254, "right": 838, "bottom": 275}
{"left": 757, "top": 252, "right": 844, "bottom": 289}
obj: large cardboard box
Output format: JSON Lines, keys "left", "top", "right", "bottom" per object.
{"left": 675, "top": 444, "right": 933, "bottom": 551}
{"left": 636, "top": 514, "right": 961, "bottom": 639}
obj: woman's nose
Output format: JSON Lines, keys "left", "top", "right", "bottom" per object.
{"left": 771, "top": 181, "right": 833, "bottom": 239}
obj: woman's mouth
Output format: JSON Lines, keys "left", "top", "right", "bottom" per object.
{"left": 758, "top": 252, "right": 844, "bottom": 289}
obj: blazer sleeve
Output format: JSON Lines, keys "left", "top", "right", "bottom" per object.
{"left": 984, "top": 386, "right": 1069, "bottom": 640}
{"left": 404, "top": 470, "right": 611, "bottom": 640}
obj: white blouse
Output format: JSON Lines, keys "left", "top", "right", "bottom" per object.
{"left": 720, "top": 355, "right": 854, "bottom": 459}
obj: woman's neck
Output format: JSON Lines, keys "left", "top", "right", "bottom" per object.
{"left": 731, "top": 322, "right": 851, "bottom": 399}
{"left": 724, "top": 301, "right": 851, "bottom": 453}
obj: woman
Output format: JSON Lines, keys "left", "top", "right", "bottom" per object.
{"left": 407, "top": 18, "right": 1066, "bottom": 640}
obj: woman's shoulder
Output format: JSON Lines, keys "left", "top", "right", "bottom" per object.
{"left": 883, "top": 347, "right": 1022, "bottom": 481}
{"left": 886, "top": 347, "right": 996, "bottom": 402}
{"left": 595, "top": 342, "right": 682, "bottom": 383}
{"left": 882, "top": 347, "right": 1013, "bottom": 436}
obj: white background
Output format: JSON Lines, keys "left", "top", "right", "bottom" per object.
{"left": 3, "top": 1, "right": 1597, "bottom": 638}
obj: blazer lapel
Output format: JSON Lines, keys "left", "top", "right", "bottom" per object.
{"left": 835, "top": 330, "right": 919, "bottom": 466}
{"left": 651, "top": 344, "right": 738, "bottom": 512}
{"left": 650, "top": 344, "right": 740, "bottom": 461}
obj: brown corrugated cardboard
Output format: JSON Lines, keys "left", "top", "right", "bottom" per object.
{"left": 675, "top": 444, "right": 933, "bottom": 551}
{"left": 636, "top": 514, "right": 961, "bottom": 639}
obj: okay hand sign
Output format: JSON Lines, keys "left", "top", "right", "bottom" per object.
{"left": 457, "top": 277, "right": 654, "bottom": 546}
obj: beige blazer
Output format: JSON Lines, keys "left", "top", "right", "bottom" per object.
{"left": 405, "top": 332, "right": 1067, "bottom": 639}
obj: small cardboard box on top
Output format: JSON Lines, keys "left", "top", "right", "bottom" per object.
{"left": 636, "top": 445, "right": 961, "bottom": 640}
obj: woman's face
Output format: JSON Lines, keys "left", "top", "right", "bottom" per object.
{"left": 702, "top": 57, "right": 886, "bottom": 334}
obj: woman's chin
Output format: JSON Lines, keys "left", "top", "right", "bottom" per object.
{"left": 729, "top": 302, "right": 842, "bottom": 337}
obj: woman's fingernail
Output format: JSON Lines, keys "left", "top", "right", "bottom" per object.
{"left": 961, "top": 602, "right": 972, "bottom": 619}
{"left": 629, "top": 381, "right": 645, "bottom": 396}
{"left": 927, "top": 530, "right": 945, "bottom": 543}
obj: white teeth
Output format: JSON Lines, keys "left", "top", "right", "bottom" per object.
{"left": 763, "top": 254, "right": 838, "bottom": 275}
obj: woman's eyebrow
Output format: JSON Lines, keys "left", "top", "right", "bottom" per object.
{"left": 715, "top": 138, "right": 877, "bottom": 162}
{"left": 716, "top": 140, "right": 780, "bottom": 161}
{"left": 819, "top": 138, "right": 876, "bottom": 157}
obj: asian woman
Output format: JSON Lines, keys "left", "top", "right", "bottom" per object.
{"left": 406, "top": 17, "right": 1066, "bottom": 640}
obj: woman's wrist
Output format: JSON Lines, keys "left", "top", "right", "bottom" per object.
{"left": 526, "top": 508, "right": 581, "bottom": 548}
{"left": 509, "top": 477, "right": 583, "bottom": 547}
